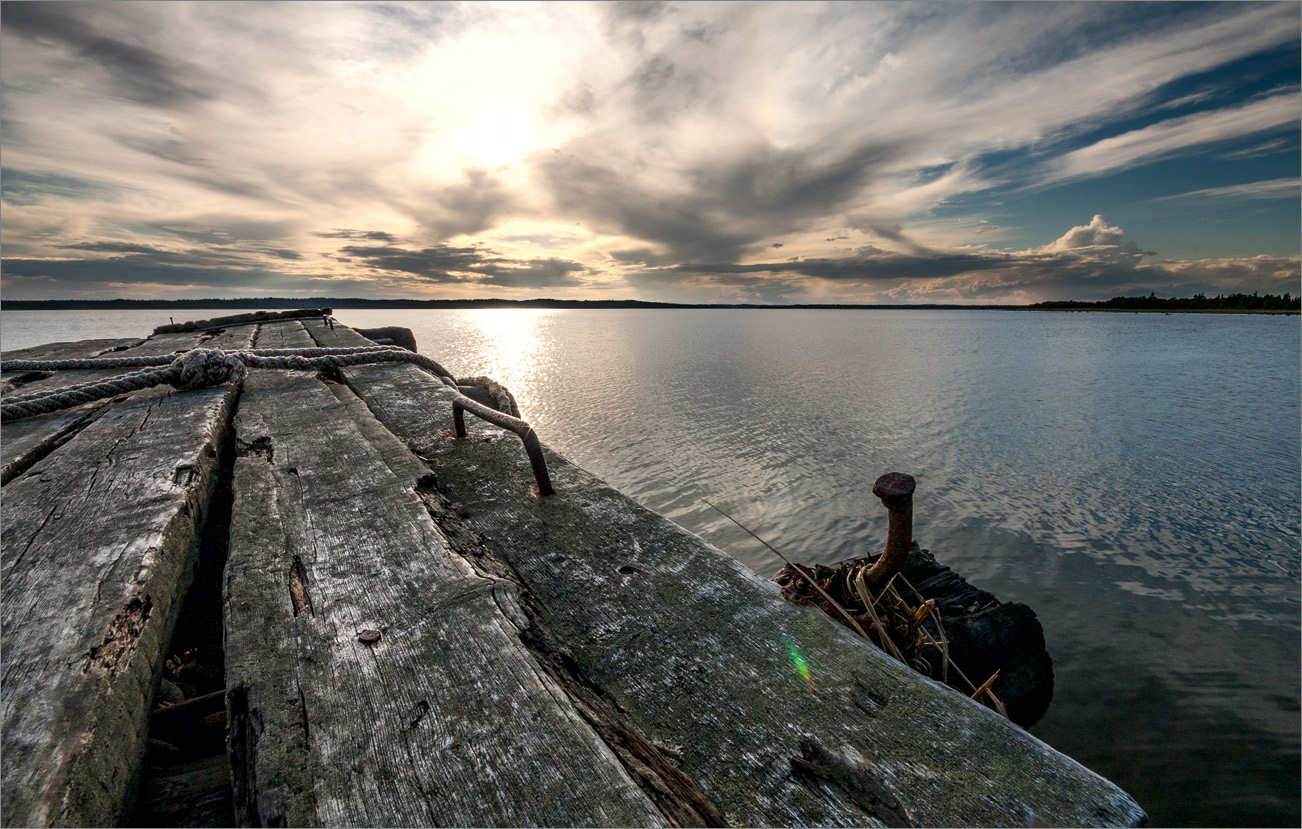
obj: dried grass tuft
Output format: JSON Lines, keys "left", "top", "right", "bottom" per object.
{"left": 703, "top": 498, "right": 1010, "bottom": 720}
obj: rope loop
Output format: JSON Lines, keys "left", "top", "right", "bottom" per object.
{"left": 171, "top": 349, "right": 248, "bottom": 391}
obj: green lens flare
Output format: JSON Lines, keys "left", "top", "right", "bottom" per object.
{"left": 783, "top": 636, "right": 812, "bottom": 684}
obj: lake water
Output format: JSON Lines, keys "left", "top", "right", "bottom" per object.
{"left": 3, "top": 307, "right": 1299, "bottom": 826}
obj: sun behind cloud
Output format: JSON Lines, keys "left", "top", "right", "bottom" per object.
{"left": 455, "top": 99, "right": 535, "bottom": 167}
{"left": 0, "top": 2, "right": 1297, "bottom": 302}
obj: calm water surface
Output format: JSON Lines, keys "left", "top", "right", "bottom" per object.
{"left": 3, "top": 308, "right": 1299, "bottom": 826}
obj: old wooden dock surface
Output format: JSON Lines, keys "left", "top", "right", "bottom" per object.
{"left": 1, "top": 311, "right": 1147, "bottom": 827}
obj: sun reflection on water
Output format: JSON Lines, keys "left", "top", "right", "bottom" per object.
{"left": 459, "top": 309, "right": 555, "bottom": 414}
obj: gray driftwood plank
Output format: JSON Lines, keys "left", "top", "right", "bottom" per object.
{"left": 224, "top": 321, "right": 664, "bottom": 827}
{"left": 1, "top": 329, "right": 250, "bottom": 486}
{"left": 2, "top": 337, "right": 164, "bottom": 484}
{"left": 0, "top": 332, "right": 249, "bottom": 826}
{"left": 305, "top": 319, "right": 1146, "bottom": 828}
{"left": 1, "top": 337, "right": 142, "bottom": 363}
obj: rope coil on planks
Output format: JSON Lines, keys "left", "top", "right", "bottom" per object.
{"left": 2, "top": 344, "right": 552, "bottom": 493}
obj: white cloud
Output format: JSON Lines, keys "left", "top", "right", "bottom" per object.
{"left": 1042, "top": 215, "right": 1127, "bottom": 252}
{"left": 1044, "top": 92, "right": 1300, "bottom": 184}
{"left": 1149, "top": 177, "right": 1301, "bottom": 203}
{"left": 1, "top": 1, "right": 1297, "bottom": 301}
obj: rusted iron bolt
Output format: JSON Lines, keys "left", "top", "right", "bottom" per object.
{"left": 864, "top": 472, "right": 917, "bottom": 592}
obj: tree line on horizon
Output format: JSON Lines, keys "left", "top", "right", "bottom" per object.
{"left": 3, "top": 292, "right": 1298, "bottom": 311}
{"left": 1029, "top": 292, "right": 1300, "bottom": 312}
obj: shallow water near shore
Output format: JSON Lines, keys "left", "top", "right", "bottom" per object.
{"left": 3, "top": 307, "right": 1299, "bottom": 826}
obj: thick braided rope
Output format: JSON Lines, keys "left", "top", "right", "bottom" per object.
{"left": 455, "top": 376, "right": 521, "bottom": 418}
{"left": 1, "top": 344, "right": 406, "bottom": 374}
{"left": 5, "top": 366, "right": 175, "bottom": 405}
{"left": 1, "top": 346, "right": 478, "bottom": 422}
{"left": 2, "top": 364, "right": 184, "bottom": 419}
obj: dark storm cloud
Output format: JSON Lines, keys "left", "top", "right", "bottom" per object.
{"left": 664, "top": 247, "right": 1011, "bottom": 283}
{"left": 409, "top": 170, "right": 517, "bottom": 240}
{"left": 1, "top": 2, "right": 212, "bottom": 108}
{"left": 145, "top": 219, "right": 299, "bottom": 246}
{"left": 339, "top": 244, "right": 589, "bottom": 288}
{"left": 57, "top": 241, "right": 162, "bottom": 254}
{"left": 313, "top": 229, "right": 402, "bottom": 244}
{"left": 851, "top": 219, "right": 934, "bottom": 255}
{"left": 2, "top": 254, "right": 301, "bottom": 291}
{"left": 538, "top": 140, "right": 901, "bottom": 263}
{"left": 635, "top": 241, "right": 1299, "bottom": 302}
{"left": 858, "top": 220, "right": 909, "bottom": 244}
{"left": 2, "top": 235, "right": 329, "bottom": 296}
{"left": 608, "top": 248, "right": 682, "bottom": 267}
{"left": 644, "top": 216, "right": 1164, "bottom": 296}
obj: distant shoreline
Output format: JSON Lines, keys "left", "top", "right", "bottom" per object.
{"left": 1, "top": 297, "right": 1008, "bottom": 310}
{"left": 1024, "top": 307, "right": 1299, "bottom": 315}
{"left": 3, "top": 297, "right": 1297, "bottom": 314}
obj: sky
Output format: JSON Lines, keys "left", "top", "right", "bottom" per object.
{"left": 1, "top": 1, "right": 1299, "bottom": 304}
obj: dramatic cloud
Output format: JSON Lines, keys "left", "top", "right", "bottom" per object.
{"left": 0, "top": 2, "right": 214, "bottom": 108}
{"left": 1045, "top": 93, "right": 1301, "bottom": 184}
{"left": 1150, "top": 177, "right": 1301, "bottom": 204}
{"left": 1042, "top": 215, "right": 1128, "bottom": 253}
{"left": 336, "top": 243, "right": 590, "bottom": 288}
{"left": 313, "top": 229, "right": 402, "bottom": 243}
{"left": 1, "top": 2, "right": 1298, "bottom": 302}
{"left": 623, "top": 216, "right": 1300, "bottom": 304}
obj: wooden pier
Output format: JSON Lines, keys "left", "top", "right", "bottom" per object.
{"left": 1, "top": 311, "right": 1146, "bottom": 827}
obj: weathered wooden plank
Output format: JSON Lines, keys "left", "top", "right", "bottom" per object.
{"left": 1, "top": 328, "right": 250, "bottom": 486}
{"left": 246, "top": 317, "right": 302, "bottom": 350}
{"left": 2, "top": 338, "right": 156, "bottom": 485}
{"left": 1, "top": 337, "right": 142, "bottom": 365}
{"left": 0, "top": 339, "right": 246, "bottom": 825}
{"left": 152, "top": 307, "right": 331, "bottom": 335}
{"left": 1, "top": 406, "right": 108, "bottom": 486}
{"left": 306, "top": 319, "right": 1146, "bottom": 828}
{"left": 224, "top": 321, "right": 666, "bottom": 827}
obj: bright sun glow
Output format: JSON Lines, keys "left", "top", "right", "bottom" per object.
{"left": 456, "top": 100, "right": 534, "bottom": 166}
{"left": 464, "top": 309, "right": 554, "bottom": 412}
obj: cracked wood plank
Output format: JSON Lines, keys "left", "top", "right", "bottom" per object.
{"left": 2, "top": 328, "right": 250, "bottom": 486}
{"left": 0, "top": 331, "right": 248, "bottom": 826}
{"left": 2, "top": 337, "right": 142, "bottom": 372}
{"left": 224, "top": 321, "right": 665, "bottom": 827}
{"left": 305, "top": 318, "right": 1147, "bottom": 828}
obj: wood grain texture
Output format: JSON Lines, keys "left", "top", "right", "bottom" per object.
{"left": 1, "top": 337, "right": 142, "bottom": 365}
{"left": 305, "top": 319, "right": 1146, "bottom": 828}
{"left": 0, "top": 330, "right": 250, "bottom": 826}
{"left": 224, "top": 321, "right": 665, "bottom": 827}
{"left": 1, "top": 328, "right": 250, "bottom": 486}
